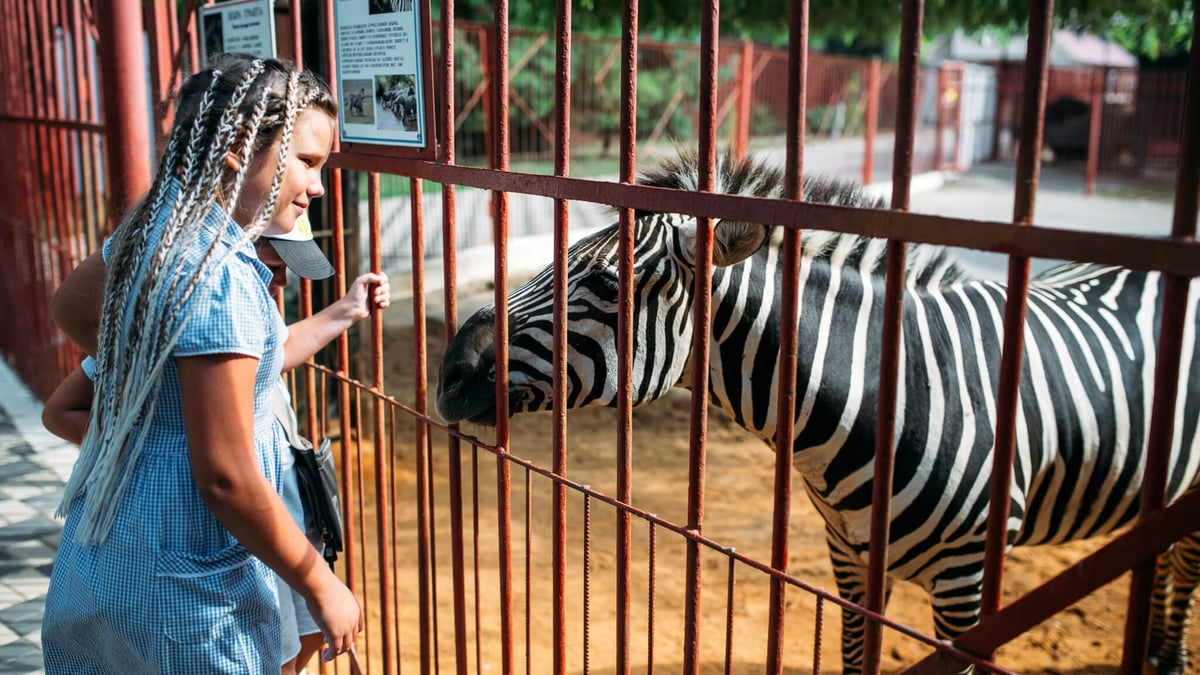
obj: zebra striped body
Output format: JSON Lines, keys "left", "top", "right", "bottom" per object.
{"left": 435, "top": 152, "right": 1200, "bottom": 673}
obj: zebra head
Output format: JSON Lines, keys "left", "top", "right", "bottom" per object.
{"left": 435, "top": 153, "right": 776, "bottom": 425}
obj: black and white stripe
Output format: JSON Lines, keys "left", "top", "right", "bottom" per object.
{"left": 436, "top": 152, "right": 1200, "bottom": 674}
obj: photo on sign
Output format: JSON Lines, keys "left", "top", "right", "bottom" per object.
{"left": 342, "top": 79, "right": 375, "bottom": 125}
{"left": 374, "top": 74, "right": 418, "bottom": 132}
{"left": 203, "top": 13, "right": 224, "bottom": 58}
{"left": 369, "top": 0, "right": 413, "bottom": 15}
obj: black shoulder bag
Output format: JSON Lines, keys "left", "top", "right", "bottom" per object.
{"left": 291, "top": 437, "right": 345, "bottom": 564}
{"left": 274, "top": 394, "right": 344, "bottom": 565}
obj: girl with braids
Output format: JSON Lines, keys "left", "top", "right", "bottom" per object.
{"left": 42, "top": 53, "right": 364, "bottom": 672}
{"left": 44, "top": 235, "right": 389, "bottom": 675}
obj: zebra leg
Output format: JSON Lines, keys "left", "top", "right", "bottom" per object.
{"left": 1148, "top": 545, "right": 1175, "bottom": 667}
{"left": 1151, "top": 532, "right": 1200, "bottom": 675}
{"left": 924, "top": 568, "right": 986, "bottom": 675}
{"left": 826, "top": 530, "right": 891, "bottom": 675}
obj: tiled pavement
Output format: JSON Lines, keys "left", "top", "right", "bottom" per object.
{"left": 0, "top": 361, "right": 77, "bottom": 675}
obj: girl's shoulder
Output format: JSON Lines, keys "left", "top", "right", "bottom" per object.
{"left": 173, "top": 257, "right": 278, "bottom": 359}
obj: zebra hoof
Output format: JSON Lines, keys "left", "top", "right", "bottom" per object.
{"left": 1148, "top": 651, "right": 1187, "bottom": 675}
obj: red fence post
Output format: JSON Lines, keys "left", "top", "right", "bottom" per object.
{"left": 733, "top": 40, "right": 754, "bottom": 161}
{"left": 1084, "top": 67, "right": 1105, "bottom": 195}
{"left": 94, "top": 0, "right": 151, "bottom": 222}
{"left": 862, "top": 57, "right": 881, "bottom": 185}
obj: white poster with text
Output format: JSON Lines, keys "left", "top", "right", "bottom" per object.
{"left": 199, "top": 0, "right": 276, "bottom": 67}
{"left": 335, "top": 0, "right": 430, "bottom": 149}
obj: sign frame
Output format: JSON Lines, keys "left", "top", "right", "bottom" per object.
{"left": 333, "top": 0, "right": 439, "bottom": 159}
{"left": 198, "top": 0, "right": 277, "bottom": 68}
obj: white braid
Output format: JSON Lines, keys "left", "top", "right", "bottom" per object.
{"left": 58, "top": 58, "right": 320, "bottom": 544}
{"left": 250, "top": 70, "right": 300, "bottom": 236}
{"left": 58, "top": 68, "right": 226, "bottom": 521}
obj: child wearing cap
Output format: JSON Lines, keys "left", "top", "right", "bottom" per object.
{"left": 43, "top": 235, "right": 388, "bottom": 675}
{"left": 42, "top": 54, "right": 383, "bottom": 674}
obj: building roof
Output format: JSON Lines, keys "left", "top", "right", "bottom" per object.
{"left": 932, "top": 29, "right": 1137, "bottom": 68}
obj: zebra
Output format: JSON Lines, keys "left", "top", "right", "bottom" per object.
{"left": 434, "top": 151, "right": 1200, "bottom": 674}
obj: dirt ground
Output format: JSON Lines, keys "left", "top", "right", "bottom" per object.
{"left": 332, "top": 317, "right": 1140, "bottom": 675}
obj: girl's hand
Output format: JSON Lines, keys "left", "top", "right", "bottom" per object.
{"left": 305, "top": 572, "right": 364, "bottom": 662}
{"left": 338, "top": 273, "right": 390, "bottom": 323}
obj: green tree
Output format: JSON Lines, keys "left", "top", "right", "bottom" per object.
{"left": 433, "top": 0, "right": 1193, "bottom": 59}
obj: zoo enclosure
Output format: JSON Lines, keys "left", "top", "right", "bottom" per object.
{"left": 1, "top": 1, "right": 1199, "bottom": 675}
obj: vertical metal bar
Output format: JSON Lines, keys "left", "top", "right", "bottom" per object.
{"left": 470, "top": 445, "right": 483, "bottom": 675}
{"left": 490, "top": 0, "right": 514, "bottom": 671}
{"left": 615, "top": 0, "right": 638, "bottom": 671}
{"left": 144, "top": 0, "right": 175, "bottom": 141}
{"left": 286, "top": 3, "right": 318, "bottom": 459}
{"left": 1121, "top": 4, "right": 1200, "bottom": 669}
{"left": 646, "top": 522, "right": 657, "bottom": 673}
{"left": 979, "top": 0, "right": 1054, "bottom": 649}
{"left": 861, "top": 3, "right": 923, "bottom": 673}
{"left": 410, "top": 177, "right": 435, "bottom": 675}
{"left": 523, "top": 469, "right": 532, "bottom": 675}
{"left": 94, "top": 0, "right": 151, "bottom": 220}
{"left": 54, "top": 0, "right": 78, "bottom": 379}
{"left": 682, "top": 0, "right": 717, "bottom": 673}
{"left": 353, "top": 387, "right": 372, "bottom": 672}
{"left": 948, "top": 66, "right": 962, "bottom": 171}
{"left": 862, "top": 57, "right": 880, "bottom": 185}
{"left": 1085, "top": 67, "right": 1104, "bottom": 195}
{"left": 933, "top": 64, "right": 948, "bottom": 169}
{"left": 59, "top": 0, "right": 84, "bottom": 267}
{"left": 77, "top": 1, "right": 106, "bottom": 248}
{"left": 317, "top": 3, "right": 362, "bottom": 647}
{"left": 184, "top": 1, "right": 200, "bottom": 76}
{"left": 368, "top": 172, "right": 397, "bottom": 674}
{"left": 583, "top": 491, "right": 593, "bottom": 674}
{"left": 388, "top": 407, "right": 404, "bottom": 671}
{"left": 67, "top": 0, "right": 96, "bottom": 254}
{"left": 766, "top": 0, "right": 808, "bottom": 671}
{"left": 722, "top": 553, "right": 736, "bottom": 675}
{"left": 35, "top": 0, "right": 73, "bottom": 381}
{"left": 437, "top": 3, "right": 469, "bottom": 673}
{"left": 288, "top": 0, "right": 303, "bottom": 64}
{"left": 888, "top": 2, "right": 922, "bottom": 215}
{"left": 812, "top": 595, "right": 824, "bottom": 675}
{"left": 16, "top": 0, "right": 56, "bottom": 391}
{"left": 733, "top": 40, "right": 754, "bottom": 161}
{"left": 551, "top": 0, "right": 572, "bottom": 669}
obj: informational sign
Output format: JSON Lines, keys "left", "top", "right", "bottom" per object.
{"left": 198, "top": 0, "right": 277, "bottom": 67}
{"left": 334, "top": 0, "right": 435, "bottom": 155}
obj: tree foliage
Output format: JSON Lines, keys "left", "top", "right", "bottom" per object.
{"left": 435, "top": 0, "right": 1193, "bottom": 60}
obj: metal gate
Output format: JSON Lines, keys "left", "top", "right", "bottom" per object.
{"left": 3, "top": 1, "right": 1200, "bottom": 674}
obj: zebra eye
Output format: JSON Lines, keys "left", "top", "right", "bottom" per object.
{"left": 588, "top": 267, "right": 620, "bottom": 297}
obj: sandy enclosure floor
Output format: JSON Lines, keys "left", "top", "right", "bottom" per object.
{"left": 320, "top": 319, "right": 1139, "bottom": 675}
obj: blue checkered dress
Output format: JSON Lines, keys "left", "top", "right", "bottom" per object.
{"left": 43, "top": 194, "right": 289, "bottom": 674}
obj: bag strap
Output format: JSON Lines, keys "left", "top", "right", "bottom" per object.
{"left": 272, "top": 379, "right": 312, "bottom": 451}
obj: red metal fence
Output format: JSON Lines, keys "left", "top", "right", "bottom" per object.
{"left": 3, "top": 1, "right": 1200, "bottom": 674}
{"left": 445, "top": 22, "right": 943, "bottom": 187}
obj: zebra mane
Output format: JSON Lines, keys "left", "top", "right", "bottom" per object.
{"left": 636, "top": 149, "right": 966, "bottom": 286}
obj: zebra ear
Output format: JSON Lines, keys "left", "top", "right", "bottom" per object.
{"left": 712, "top": 220, "right": 770, "bottom": 267}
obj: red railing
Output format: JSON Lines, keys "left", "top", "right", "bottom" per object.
{"left": 3, "top": 1, "right": 1200, "bottom": 674}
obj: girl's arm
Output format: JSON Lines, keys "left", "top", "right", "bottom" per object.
{"left": 41, "top": 366, "right": 94, "bottom": 445}
{"left": 49, "top": 251, "right": 107, "bottom": 356}
{"left": 281, "top": 272, "right": 389, "bottom": 371}
{"left": 178, "top": 353, "right": 362, "bottom": 660}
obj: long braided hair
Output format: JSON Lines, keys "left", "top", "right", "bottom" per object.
{"left": 58, "top": 54, "right": 337, "bottom": 544}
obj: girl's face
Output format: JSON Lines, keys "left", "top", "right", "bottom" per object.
{"left": 234, "top": 107, "right": 336, "bottom": 235}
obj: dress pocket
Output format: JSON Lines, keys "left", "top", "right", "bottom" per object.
{"left": 154, "top": 538, "right": 274, "bottom": 643}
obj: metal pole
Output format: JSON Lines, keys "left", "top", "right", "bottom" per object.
{"left": 94, "top": 0, "right": 151, "bottom": 220}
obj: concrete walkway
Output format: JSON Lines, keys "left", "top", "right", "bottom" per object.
{"left": 0, "top": 360, "right": 77, "bottom": 675}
